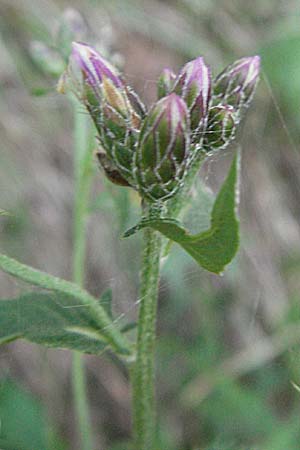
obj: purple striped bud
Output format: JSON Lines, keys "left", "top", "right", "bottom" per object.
{"left": 58, "top": 42, "right": 141, "bottom": 183}
{"left": 157, "top": 68, "right": 176, "bottom": 99}
{"left": 204, "top": 105, "right": 236, "bottom": 152}
{"left": 213, "top": 56, "right": 260, "bottom": 116}
{"left": 173, "top": 57, "right": 211, "bottom": 136}
{"left": 135, "top": 93, "right": 190, "bottom": 201}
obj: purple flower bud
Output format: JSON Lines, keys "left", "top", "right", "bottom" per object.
{"left": 135, "top": 93, "right": 190, "bottom": 201}
{"left": 213, "top": 56, "right": 260, "bottom": 115}
{"left": 58, "top": 42, "right": 142, "bottom": 183}
{"left": 173, "top": 57, "right": 211, "bottom": 135}
{"left": 157, "top": 68, "right": 176, "bottom": 99}
{"left": 63, "top": 42, "right": 125, "bottom": 109}
{"left": 204, "top": 105, "right": 236, "bottom": 152}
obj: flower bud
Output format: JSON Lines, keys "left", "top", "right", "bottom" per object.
{"left": 157, "top": 68, "right": 176, "bottom": 99}
{"left": 173, "top": 57, "right": 211, "bottom": 135}
{"left": 58, "top": 42, "right": 141, "bottom": 183}
{"left": 213, "top": 56, "right": 260, "bottom": 115}
{"left": 135, "top": 93, "right": 190, "bottom": 201}
{"left": 204, "top": 105, "right": 236, "bottom": 152}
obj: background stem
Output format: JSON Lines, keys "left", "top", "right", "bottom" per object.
{"left": 72, "top": 99, "right": 94, "bottom": 450}
{"left": 132, "top": 207, "right": 162, "bottom": 450}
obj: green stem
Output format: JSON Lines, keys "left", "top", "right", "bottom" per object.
{"left": 132, "top": 204, "right": 162, "bottom": 450}
{"left": 71, "top": 99, "right": 94, "bottom": 450}
{"left": 72, "top": 352, "right": 93, "bottom": 450}
{"left": 131, "top": 156, "right": 205, "bottom": 449}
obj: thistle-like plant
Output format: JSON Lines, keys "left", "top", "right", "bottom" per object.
{"left": 0, "top": 37, "right": 260, "bottom": 450}
{"left": 57, "top": 42, "right": 260, "bottom": 448}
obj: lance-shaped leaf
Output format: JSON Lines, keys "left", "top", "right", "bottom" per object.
{"left": 124, "top": 153, "right": 240, "bottom": 274}
{"left": 0, "top": 291, "right": 118, "bottom": 354}
{"left": 0, "top": 253, "right": 131, "bottom": 355}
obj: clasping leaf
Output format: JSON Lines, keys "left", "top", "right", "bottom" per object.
{"left": 124, "top": 153, "right": 240, "bottom": 274}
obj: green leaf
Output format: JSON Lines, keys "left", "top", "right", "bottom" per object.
{"left": 0, "top": 254, "right": 131, "bottom": 355}
{"left": 100, "top": 288, "right": 113, "bottom": 319}
{"left": 0, "top": 380, "right": 47, "bottom": 450}
{"left": 121, "top": 321, "right": 137, "bottom": 334}
{"left": 0, "top": 380, "right": 66, "bottom": 450}
{"left": 0, "top": 291, "right": 119, "bottom": 354}
{"left": 99, "top": 289, "right": 136, "bottom": 334}
{"left": 123, "top": 217, "right": 180, "bottom": 239}
{"left": 124, "top": 154, "right": 240, "bottom": 274}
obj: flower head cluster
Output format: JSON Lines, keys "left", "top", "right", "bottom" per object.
{"left": 58, "top": 42, "right": 260, "bottom": 202}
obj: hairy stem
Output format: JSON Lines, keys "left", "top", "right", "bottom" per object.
{"left": 72, "top": 99, "right": 94, "bottom": 450}
{"left": 131, "top": 156, "right": 204, "bottom": 448}
{"left": 132, "top": 204, "right": 162, "bottom": 450}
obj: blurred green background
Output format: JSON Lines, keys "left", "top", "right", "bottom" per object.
{"left": 1, "top": 0, "right": 300, "bottom": 449}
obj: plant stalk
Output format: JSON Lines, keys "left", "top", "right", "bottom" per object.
{"left": 132, "top": 206, "right": 162, "bottom": 450}
{"left": 131, "top": 156, "right": 204, "bottom": 448}
{"left": 72, "top": 98, "right": 94, "bottom": 450}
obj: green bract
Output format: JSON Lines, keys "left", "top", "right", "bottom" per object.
{"left": 204, "top": 105, "right": 236, "bottom": 151}
{"left": 157, "top": 68, "right": 176, "bottom": 99}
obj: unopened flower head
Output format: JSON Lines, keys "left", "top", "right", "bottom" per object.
{"left": 58, "top": 42, "right": 142, "bottom": 183}
{"left": 204, "top": 105, "right": 236, "bottom": 152}
{"left": 157, "top": 68, "right": 176, "bottom": 99}
{"left": 213, "top": 56, "right": 260, "bottom": 116}
{"left": 64, "top": 42, "right": 126, "bottom": 111}
{"left": 135, "top": 93, "right": 190, "bottom": 201}
{"left": 174, "top": 57, "right": 211, "bottom": 137}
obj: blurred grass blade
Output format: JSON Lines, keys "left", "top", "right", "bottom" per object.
{"left": 0, "top": 254, "right": 131, "bottom": 355}
{"left": 124, "top": 153, "right": 240, "bottom": 274}
{"left": 0, "top": 208, "right": 10, "bottom": 216}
